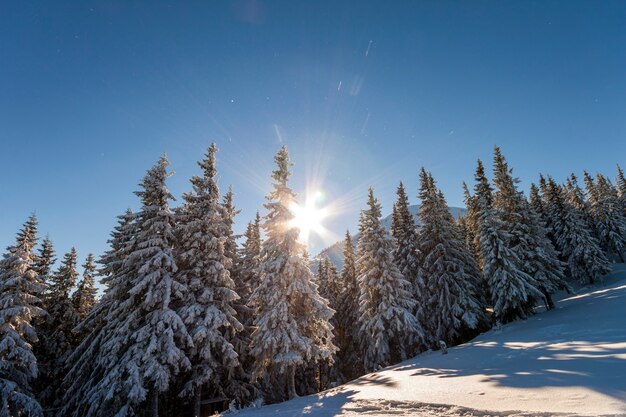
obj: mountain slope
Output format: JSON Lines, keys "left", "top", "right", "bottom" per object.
{"left": 228, "top": 265, "right": 626, "bottom": 416}
{"left": 316, "top": 205, "right": 466, "bottom": 268}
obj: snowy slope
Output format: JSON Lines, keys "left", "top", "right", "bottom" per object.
{"left": 316, "top": 205, "right": 466, "bottom": 269}
{"left": 228, "top": 265, "right": 626, "bottom": 417}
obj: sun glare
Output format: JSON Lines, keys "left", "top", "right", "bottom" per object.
{"left": 289, "top": 190, "right": 329, "bottom": 244}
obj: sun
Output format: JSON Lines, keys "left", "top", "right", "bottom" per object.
{"left": 289, "top": 190, "right": 329, "bottom": 244}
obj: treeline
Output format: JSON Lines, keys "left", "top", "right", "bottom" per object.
{"left": 1, "top": 145, "right": 625, "bottom": 417}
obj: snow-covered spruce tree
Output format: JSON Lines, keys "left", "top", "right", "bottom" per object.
{"left": 72, "top": 253, "right": 98, "bottom": 322}
{"left": 544, "top": 177, "right": 610, "bottom": 284}
{"left": 416, "top": 169, "right": 484, "bottom": 346}
{"left": 491, "top": 147, "right": 568, "bottom": 310}
{"left": 356, "top": 187, "right": 422, "bottom": 371}
{"left": 519, "top": 196, "right": 571, "bottom": 309}
{"left": 315, "top": 257, "right": 342, "bottom": 388}
{"left": 584, "top": 172, "right": 626, "bottom": 261}
{"left": 38, "top": 248, "right": 81, "bottom": 407}
{"left": 529, "top": 183, "right": 545, "bottom": 218}
{"left": 75, "top": 155, "right": 192, "bottom": 417}
{"left": 471, "top": 159, "right": 494, "bottom": 268}
{"left": 0, "top": 216, "right": 45, "bottom": 417}
{"left": 60, "top": 210, "right": 137, "bottom": 417}
{"left": 391, "top": 182, "right": 421, "bottom": 296}
{"left": 617, "top": 165, "right": 626, "bottom": 215}
{"left": 248, "top": 146, "right": 336, "bottom": 400}
{"left": 233, "top": 212, "right": 262, "bottom": 386}
{"left": 223, "top": 186, "right": 241, "bottom": 275}
{"left": 33, "top": 236, "right": 56, "bottom": 289}
{"left": 175, "top": 144, "right": 248, "bottom": 413}
{"left": 461, "top": 182, "right": 480, "bottom": 258}
{"left": 48, "top": 248, "right": 81, "bottom": 347}
{"left": 334, "top": 231, "right": 362, "bottom": 380}
{"left": 472, "top": 157, "right": 543, "bottom": 324}
{"left": 564, "top": 174, "right": 596, "bottom": 232}
{"left": 237, "top": 212, "right": 262, "bottom": 304}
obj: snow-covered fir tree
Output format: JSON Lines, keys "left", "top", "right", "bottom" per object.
{"left": 314, "top": 257, "right": 342, "bottom": 388}
{"left": 391, "top": 182, "right": 421, "bottom": 297}
{"left": 48, "top": 248, "right": 81, "bottom": 346}
{"left": 222, "top": 186, "right": 241, "bottom": 275}
{"left": 529, "top": 183, "right": 544, "bottom": 218}
{"left": 0, "top": 216, "right": 45, "bottom": 417}
{"left": 33, "top": 236, "right": 56, "bottom": 289}
{"left": 470, "top": 159, "right": 494, "bottom": 269}
{"left": 237, "top": 212, "right": 262, "bottom": 304}
{"left": 461, "top": 182, "right": 480, "bottom": 258}
{"left": 356, "top": 187, "right": 422, "bottom": 371}
{"left": 60, "top": 210, "right": 137, "bottom": 417}
{"left": 417, "top": 169, "right": 484, "bottom": 346}
{"left": 72, "top": 253, "right": 98, "bottom": 322}
{"left": 617, "top": 165, "right": 626, "bottom": 215}
{"left": 334, "top": 231, "right": 362, "bottom": 380}
{"left": 473, "top": 154, "right": 544, "bottom": 324}
{"left": 518, "top": 197, "right": 571, "bottom": 309}
{"left": 543, "top": 177, "right": 610, "bottom": 284}
{"left": 248, "top": 146, "right": 336, "bottom": 400}
{"left": 38, "top": 248, "right": 81, "bottom": 407}
{"left": 492, "top": 147, "right": 569, "bottom": 309}
{"left": 318, "top": 258, "right": 341, "bottom": 310}
{"left": 69, "top": 155, "right": 192, "bottom": 417}
{"left": 564, "top": 174, "right": 596, "bottom": 233}
{"left": 234, "top": 212, "right": 262, "bottom": 384}
{"left": 584, "top": 172, "right": 626, "bottom": 261}
{"left": 175, "top": 144, "right": 248, "bottom": 413}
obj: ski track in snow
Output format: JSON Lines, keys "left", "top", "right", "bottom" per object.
{"left": 227, "top": 264, "right": 626, "bottom": 417}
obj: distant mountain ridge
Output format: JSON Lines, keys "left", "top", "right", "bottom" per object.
{"left": 314, "top": 205, "right": 466, "bottom": 269}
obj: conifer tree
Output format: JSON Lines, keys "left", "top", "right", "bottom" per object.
{"left": 391, "top": 182, "right": 420, "bottom": 296}
{"left": 38, "top": 248, "right": 81, "bottom": 407}
{"left": 471, "top": 159, "right": 494, "bottom": 269}
{"left": 315, "top": 257, "right": 342, "bottom": 388}
{"left": 48, "top": 248, "right": 81, "bottom": 346}
{"left": 529, "top": 183, "right": 544, "bottom": 218}
{"left": 248, "top": 146, "right": 336, "bottom": 400}
{"left": 60, "top": 210, "right": 137, "bottom": 417}
{"left": 544, "top": 177, "right": 610, "bottom": 284}
{"left": 617, "top": 165, "right": 626, "bottom": 215}
{"left": 33, "top": 236, "right": 56, "bottom": 289}
{"left": 417, "top": 170, "right": 484, "bottom": 346}
{"left": 0, "top": 216, "right": 45, "bottom": 417}
{"left": 334, "top": 231, "right": 361, "bottom": 379}
{"left": 68, "top": 156, "right": 192, "bottom": 417}
{"left": 356, "top": 188, "right": 422, "bottom": 371}
{"left": 223, "top": 186, "right": 241, "bottom": 271}
{"left": 584, "top": 172, "right": 626, "bottom": 261}
{"left": 237, "top": 213, "right": 262, "bottom": 303}
{"left": 492, "top": 147, "right": 568, "bottom": 309}
{"left": 461, "top": 182, "right": 480, "bottom": 259}
{"left": 72, "top": 253, "right": 98, "bottom": 322}
{"left": 474, "top": 152, "right": 544, "bottom": 323}
{"left": 564, "top": 174, "right": 596, "bottom": 232}
{"left": 175, "top": 144, "right": 247, "bottom": 412}
{"left": 235, "top": 212, "right": 263, "bottom": 386}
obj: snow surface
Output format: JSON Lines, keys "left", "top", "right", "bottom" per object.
{"left": 227, "top": 264, "right": 626, "bottom": 416}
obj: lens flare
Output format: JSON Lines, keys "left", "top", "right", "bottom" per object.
{"left": 289, "top": 190, "right": 330, "bottom": 244}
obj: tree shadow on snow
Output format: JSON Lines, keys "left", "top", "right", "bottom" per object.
{"left": 390, "top": 280, "right": 626, "bottom": 403}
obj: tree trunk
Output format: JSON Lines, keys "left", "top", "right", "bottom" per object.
{"left": 151, "top": 391, "right": 159, "bottom": 417}
{"left": 193, "top": 387, "right": 202, "bottom": 417}
{"left": 287, "top": 365, "right": 297, "bottom": 400}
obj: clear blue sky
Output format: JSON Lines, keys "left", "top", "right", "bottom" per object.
{"left": 2, "top": 0, "right": 626, "bottom": 264}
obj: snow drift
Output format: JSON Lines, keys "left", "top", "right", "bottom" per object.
{"left": 229, "top": 265, "right": 626, "bottom": 416}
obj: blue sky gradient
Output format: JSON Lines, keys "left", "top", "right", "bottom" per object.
{"left": 2, "top": 1, "right": 626, "bottom": 262}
